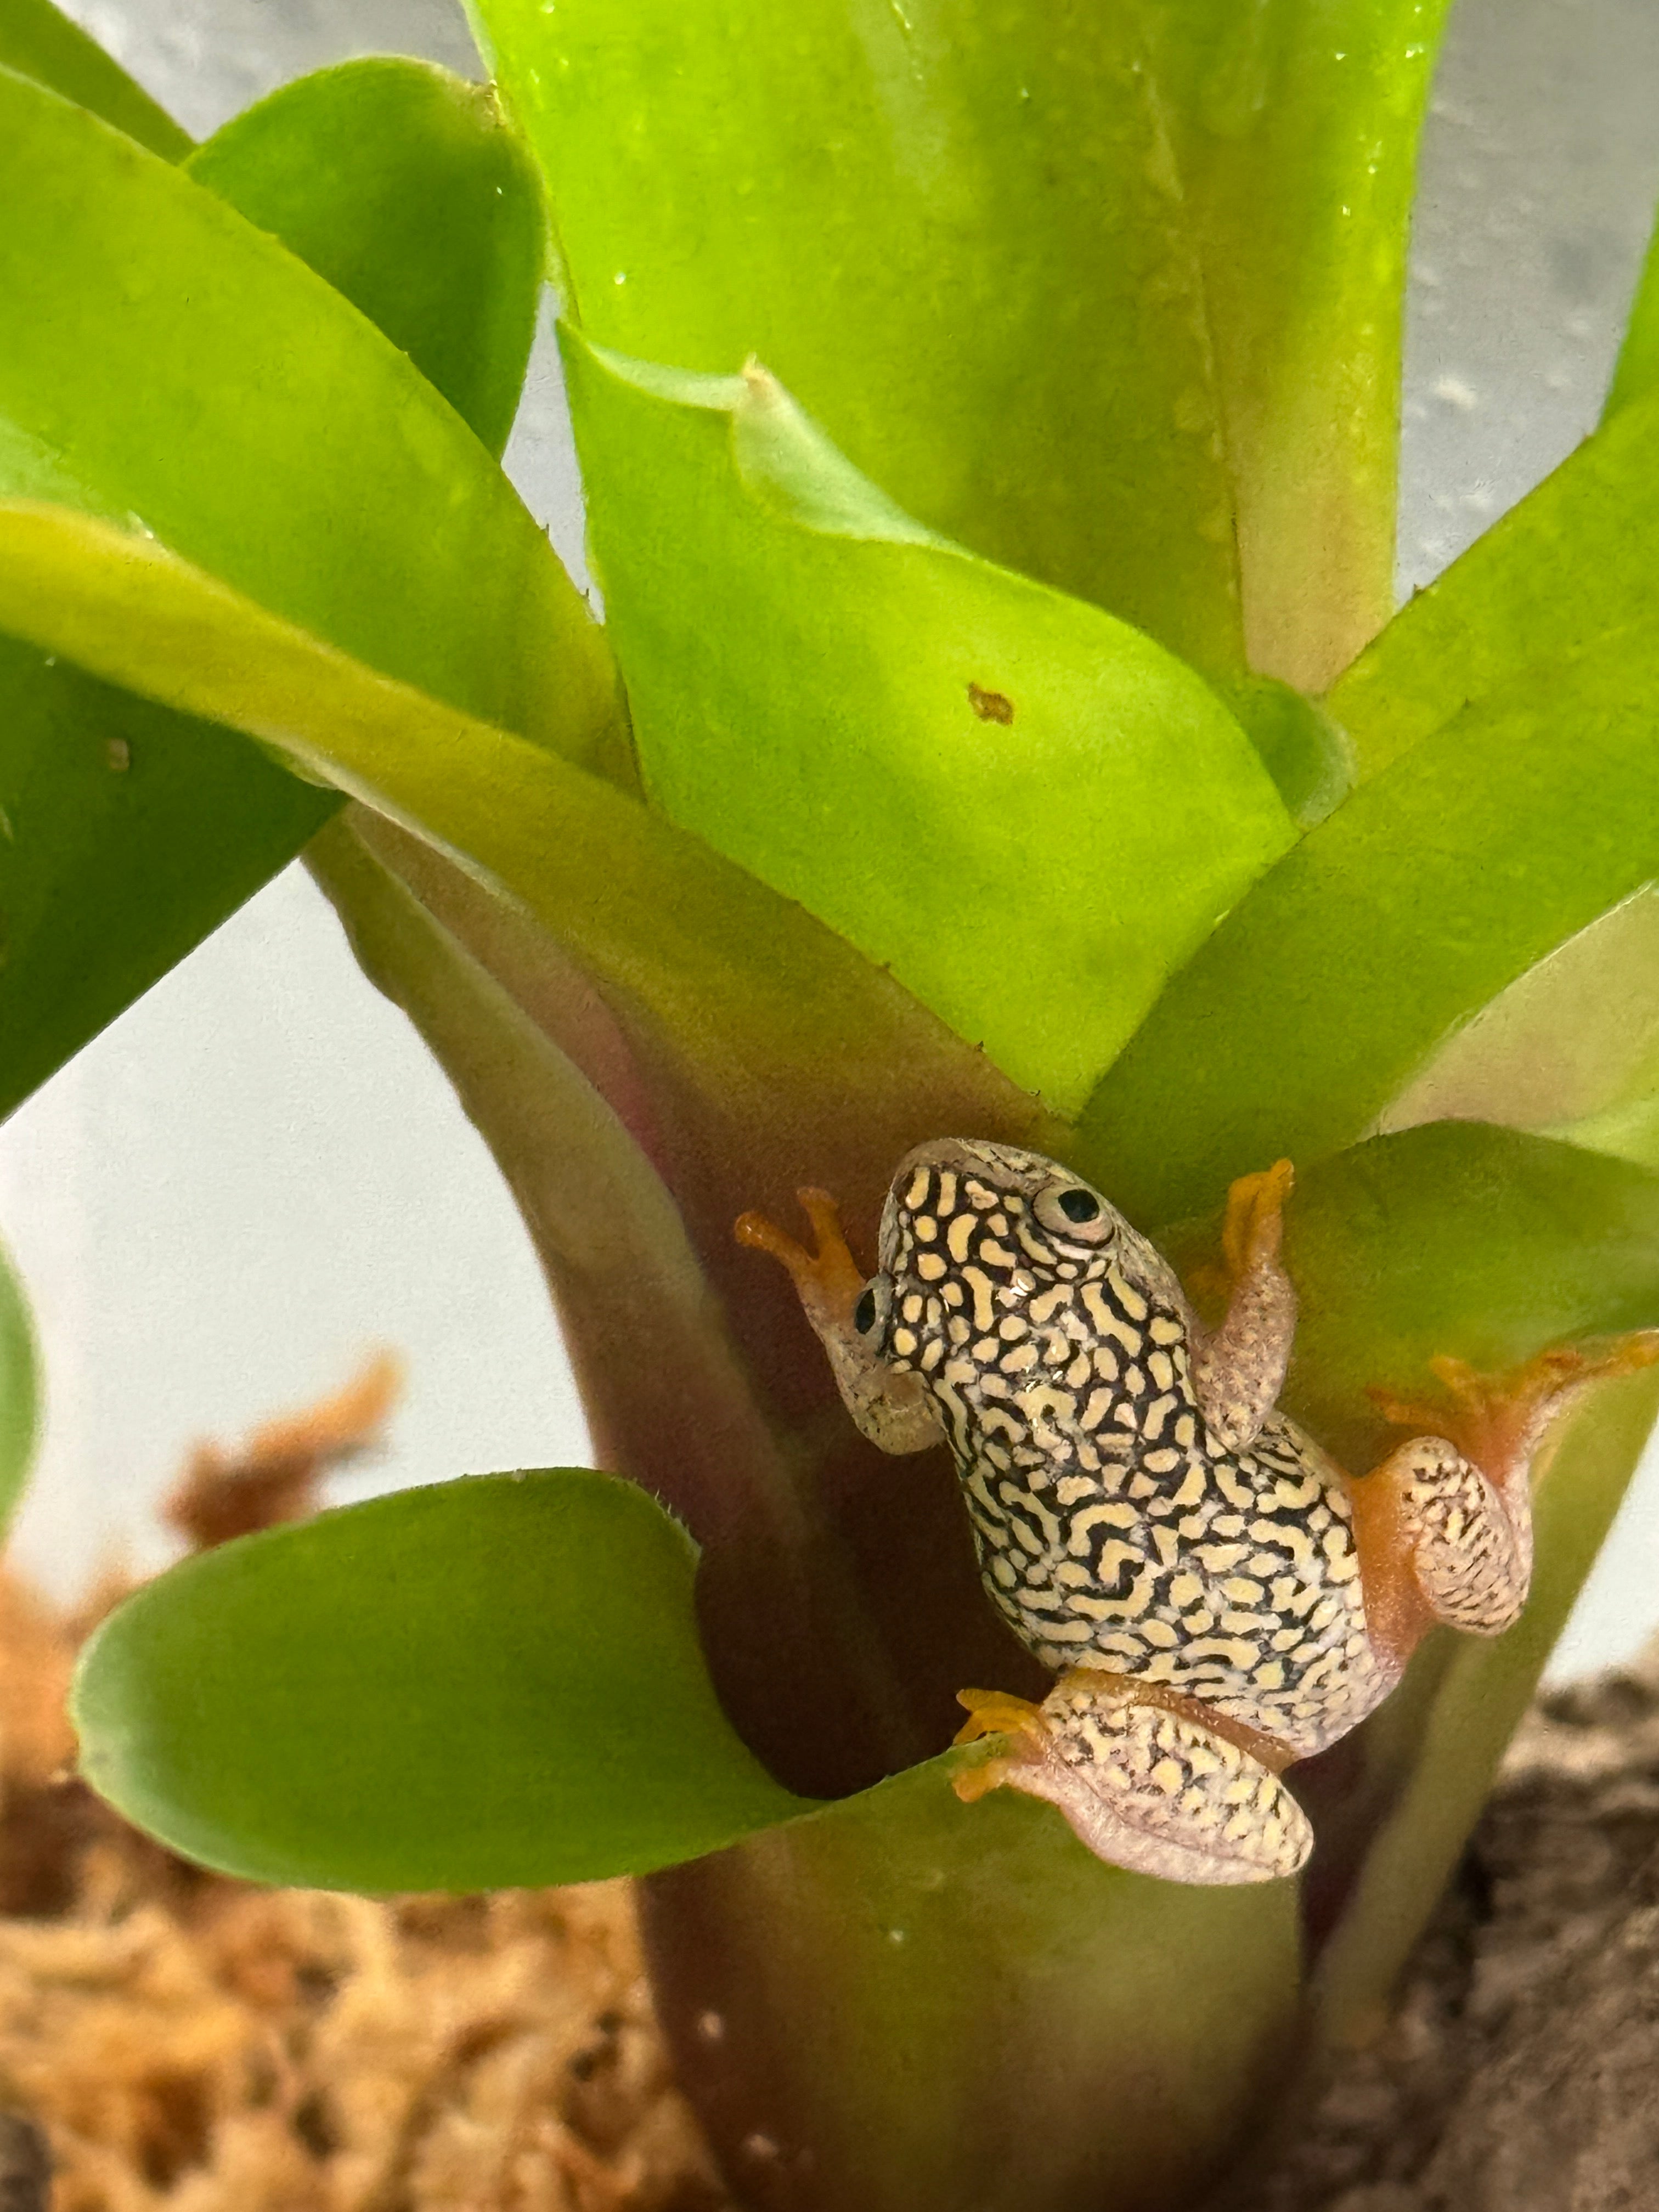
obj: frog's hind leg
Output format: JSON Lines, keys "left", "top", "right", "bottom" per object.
{"left": 1353, "top": 1335, "right": 1659, "bottom": 1664}
{"left": 952, "top": 1675, "right": 1312, "bottom": 1886}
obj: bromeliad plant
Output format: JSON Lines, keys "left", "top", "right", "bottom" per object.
{"left": 4, "top": 0, "right": 1659, "bottom": 2202}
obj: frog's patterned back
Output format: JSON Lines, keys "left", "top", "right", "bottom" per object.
{"left": 875, "top": 1141, "right": 1387, "bottom": 1758}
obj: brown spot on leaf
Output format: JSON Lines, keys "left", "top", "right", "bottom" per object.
{"left": 967, "top": 683, "right": 1014, "bottom": 724}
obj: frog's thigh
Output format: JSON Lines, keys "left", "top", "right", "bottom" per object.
{"left": 960, "top": 1677, "right": 1311, "bottom": 1886}
{"left": 1357, "top": 1436, "right": 1530, "bottom": 1639}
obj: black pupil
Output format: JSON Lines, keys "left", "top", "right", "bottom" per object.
{"left": 1058, "top": 1188, "right": 1101, "bottom": 1223}
{"left": 854, "top": 1287, "right": 879, "bottom": 1334}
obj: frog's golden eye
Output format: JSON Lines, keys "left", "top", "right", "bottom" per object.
{"left": 855, "top": 1276, "right": 891, "bottom": 1339}
{"left": 1034, "top": 1183, "right": 1114, "bottom": 1240}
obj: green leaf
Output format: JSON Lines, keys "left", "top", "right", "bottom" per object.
{"left": 1077, "top": 632, "right": 1659, "bottom": 1227}
{"left": 0, "top": 60, "right": 606, "bottom": 1118}
{"left": 1605, "top": 202, "right": 1659, "bottom": 419}
{"left": 303, "top": 814, "right": 819, "bottom": 1564}
{"left": 73, "top": 1470, "right": 816, "bottom": 1889}
{"left": 475, "top": 0, "right": 1443, "bottom": 686}
{"left": 1327, "top": 385, "right": 1659, "bottom": 783}
{"left": 563, "top": 334, "right": 1296, "bottom": 1111}
{"left": 1208, "top": 1121, "right": 1659, "bottom": 1474}
{"left": 0, "top": 66, "right": 616, "bottom": 760}
{"left": 0, "top": 0, "right": 190, "bottom": 157}
{"left": 473, "top": 0, "right": 1244, "bottom": 676}
{"left": 1379, "top": 888, "right": 1659, "bottom": 1169}
{"left": 646, "top": 1753, "right": 1300, "bottom": 2212}
{"left": 0, "top": 500, "right": 1044, "bottom": 1160}
{"left": 0, "top": 1228, "right": 39, "bottom": 1527}
{"left": 0, "top": 635, "right": 335, "bottom": 1121}
{"left": 1148, "top": 0, "right": 1451, "bottom": 689}
{"left": 186, "top": 60, "right": 544, "bottom": 458}
{"left": 0, "top": 499, "right": 1059, "bottom": 1788}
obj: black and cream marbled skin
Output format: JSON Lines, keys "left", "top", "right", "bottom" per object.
{"left": 751, "top": 1134, "right": 1550, "bottom": 1881}
{"left": 867, "top": 1139, "right": 1391, "bottom": 1762}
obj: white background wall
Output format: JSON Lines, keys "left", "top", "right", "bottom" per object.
{"left": 4, "top": 0, "right": 1658, "bottom": 1674}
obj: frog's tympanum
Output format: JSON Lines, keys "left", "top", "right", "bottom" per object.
{"left": 740, "top": 1139, "right": 1658, "bottom": 1886}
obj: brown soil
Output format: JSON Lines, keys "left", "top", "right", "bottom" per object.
{"left": 3, "top": 1370, "right": 1656, "bottom": 2210}
{"left": 1236, "top": 1650, "right": 1659, "bottom": 2212}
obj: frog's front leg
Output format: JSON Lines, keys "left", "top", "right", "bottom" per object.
{"left": 1351, "top": 1335, "right": 1659, "bottom": 1667}
{"left": 952, "top": 1674, "right": 1312, "bottom": 1885}
{"left": 1190, "top": 1158, "right": 1299, "bottom": 1453}
{"left": 736, "top": 1189, "right": 944, "bottom": 1454}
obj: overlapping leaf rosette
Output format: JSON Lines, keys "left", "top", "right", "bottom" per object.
{"left": 4, "top": 1, "right": 1659, "bottom": 2202}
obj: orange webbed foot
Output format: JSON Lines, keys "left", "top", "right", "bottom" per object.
{"left": 1369, "top": 1333, "right": 1659, "bottom": 1496}
{"left": 950, "top": 1687, "right": 1049, "bottom": 1804}
{"left": 736, "top": 1187, "right": 866, "bottom": 1330}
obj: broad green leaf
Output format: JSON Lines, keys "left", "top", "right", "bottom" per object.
{"left": 73, "top": 1470, "right": 816, "bottom": 1888}
{"left": 0, "top": 67, "right": 617, "bottom": 762}
{"left": 472, "top": 0, "right": 1244, "bottom": 676}
{"left": 310, "top": 810, "right": 1056, "bottom": 1798}
{"left": 0, "top": 635, "right": 335, "bottom": 1120}
{"left": 1147, "top": 0, "right": 1451, "bottom": 689}
{"left": 1199, "top": 1121, "right": 1659, "bottom": 1474}
{"left": 645, "top": 1755, "right": 1299, "bottom": 2212}
{"left": 1327, "top": 383, "right": 1659, "bottom": 782}
{"left": 474, "top": 0, "right": 1443, "bottom": 686}
{"left": 0, "top": 0, "right": 189, "bottom": 157}
{"left": 0, "top": 503, "right": 1045, "bottom": 1167}
{"left": 0, "top": 1229, "right": 38, "bottom": 1526}
{"left": 187, "top": 60, "right": 543, "bottom": 458}
{"left": 1, "top": 60, "right": 605, "bottom": 1118}
{"left": 1077, "top": 633, "right": 1659, "bottom": 1227}
{"left": 1379, "top": 888, "right": 1659, "bottom": 1172}
{"left": 564, "top": 335, "right": 1296, "bottom": 1112}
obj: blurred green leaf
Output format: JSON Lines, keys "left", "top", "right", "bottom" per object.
{"left": 0, "top": 66, "right": 616, "bottom": 759}
{"left": 1328, "top": 385, "right": 1659, "bottom": 782}
{"left": 0, "top": 635, "right": 335, "bottom": 1120}
{"left": 565, "top": 335, "right": 1296, "bottom": 1111}
{"left": 187, "top": 60, "right": 543, "bottom": 458}
{"left": 0, "top": 0, "right": 189, "bottom": 157}
{"left": 1222, "top": 673, "right": 1356, "bottom": 828}
{"left": 1077, "top": 634, "right": 1659, "bottom": 1226}
{"left": 73, "top": 1470, "right": 816, "bottom": 1888}
{"left": 0, "top": 1228, "right": 38, "bottom": 1527}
